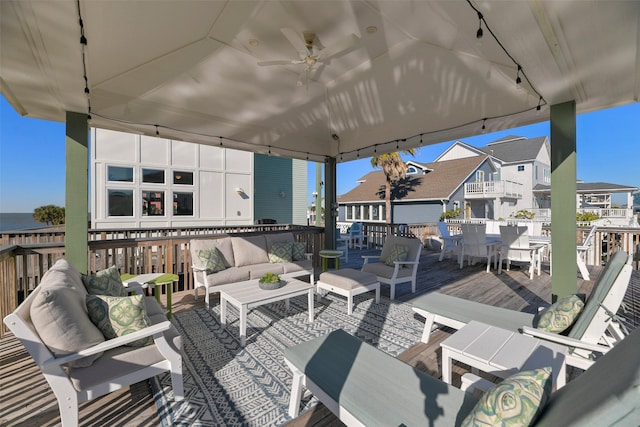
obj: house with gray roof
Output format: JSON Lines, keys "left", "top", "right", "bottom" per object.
{"left": 338, "top": 155, "right": 497, "bottom": 224}
{"left": 339, "top": 136, "right": 550, "bottom": 224}
{"left": 339, "top": 135, "right": 637, "bottom": 225}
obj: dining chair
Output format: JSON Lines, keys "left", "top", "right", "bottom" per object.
{"left": 498, "top": 225, "right": 544, "bottom": 279}
{"left": 459, "top": 223, "right": 494, "bottom": 272}
{"left": 437, "top": 221, "right": 459, "bottom": 261}
{"left": 336, "top": 228, "right": 349, "bottom": 263}
{"left": 349, "top": 222, "right": 365, "bottom": 249}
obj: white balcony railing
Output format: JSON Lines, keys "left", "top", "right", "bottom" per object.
{"left": 464, "top": 180, "right": 523, "bottom": 199}
{"left": 530, "top": 208, "right": 633, "bottom": 221}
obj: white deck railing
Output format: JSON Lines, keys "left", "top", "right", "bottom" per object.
{"left": 464, "top": 180, "right": 523, "bottom": 199}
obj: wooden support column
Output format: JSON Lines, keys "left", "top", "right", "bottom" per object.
{"left": 324, "top": 157, "right": 337, "bottom": 249}
{"left": 550, "top": 101, "right": 577, "bottom": 300}
{"left": 65, "top": 112, "right": 89, "bottom": 273}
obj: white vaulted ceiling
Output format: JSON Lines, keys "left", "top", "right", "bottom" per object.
{"left": 1, "top": 1, "right": 639, "bottom": 162}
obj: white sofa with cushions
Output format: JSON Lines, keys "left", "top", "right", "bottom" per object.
{"left": 190, "top": 232, "right": 314, "bottom": 306}
{"left": 2, "top": 259, "right": 183, "bottom": 427}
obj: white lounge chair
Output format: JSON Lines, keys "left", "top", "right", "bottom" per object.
{"left": 577, "top": 225, "right": 597, "bottom": 280}
{"left": 284, "top": 325, "right": 640, "bottom": 426}
{"left": 3, "top": 259, "right": 183, "bottom": 427}
{"left": 361, "top": 235, "right": 422, "bottom": 299}
{"left": 412, "top": 250, "right": 632, "bottom": 370}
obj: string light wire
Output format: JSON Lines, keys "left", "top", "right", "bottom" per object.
{"left": 78, "top": 0, "right": 548, "bottom": 164}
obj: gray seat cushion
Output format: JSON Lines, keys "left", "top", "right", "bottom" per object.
{"left": 319, "top": 268, "right": 378, "bottom": 290}
{"left": 248, "top": 263, "right": 285, "bottom": 279}
{"left": 567, "top": 249, "right": 627, "bottom": 340}
{"left": 282, "top": 260, "right": 313, "bottom": 274}
{"left": 285, "top": 329, "right": 478, "bottom": 426}
{"left": 362, "top": 262, "right": 414, "bottom": 279}
{"left": 204, "top": 267, "right": 250, "bottom": 286}
{"left": 190, "top": 237, "right": 235, "bottom": 268}
{"left": 231, "top": 236, "right": 269, "bottom": 267}
{"left": 535, "top": 326, "right": 640, "bottom": 426}
{"left": 411, "top": 292, "right": 535, "bottom": 331}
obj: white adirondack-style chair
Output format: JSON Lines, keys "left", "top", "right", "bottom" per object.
{"left": 361, "top": 235, "right": 422, "bottom": 299}
{"left": 412, "top": 250, "right": 633, "bottom": 370}
{"left": 577, "top": 225, "right": 597, "bottom": 280}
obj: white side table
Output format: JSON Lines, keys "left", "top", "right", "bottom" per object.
{"left": 441, "top": 321, "right": 567, "bottom": 389}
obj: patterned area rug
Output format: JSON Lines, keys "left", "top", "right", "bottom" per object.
{"left": 151, "top": 292, "right": 425, "bottom": 426}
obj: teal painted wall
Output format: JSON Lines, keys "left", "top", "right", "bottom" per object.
{"left": 253, "top": 155, "right": 307, "bottom": 224}
{"left": 291, "top": 159, "right": 308, "bottom": 225}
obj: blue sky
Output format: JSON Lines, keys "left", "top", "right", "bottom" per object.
{"left": 1, "top": 94, "right": 638, "bottom": 213}
{"left": 326, "top": 102, "right": 640, "bottom": 206}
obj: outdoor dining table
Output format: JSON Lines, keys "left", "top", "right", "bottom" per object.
{"left": 451, "top": 233, "right": 551, "bottom": 272}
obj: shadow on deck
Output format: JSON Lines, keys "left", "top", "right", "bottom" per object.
{"left": 1, "top": 247, "right": 638, "bottom": 426}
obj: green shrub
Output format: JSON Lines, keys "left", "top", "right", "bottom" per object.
{"left": 513, "top": 209, "right": 535, "bottom": 219}
{"left": 440, "top": 208, "right": 461, "bottom": 222}
{"left": 577, "top": 211, "right": 600, "bottom": 222}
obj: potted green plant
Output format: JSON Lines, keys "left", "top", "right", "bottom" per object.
{"left": 258, "top": 272, "right": 285, "bottom": 290}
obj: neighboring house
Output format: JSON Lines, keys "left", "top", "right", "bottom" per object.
{"left": 338, "top": 156, "right": 497, "bottom": 224}
{"left": 339, "top": 135, "right": 636, "bottom": 225}
{"left": 91, "top": 128, "right": 307, "bottom": 229}
{"left": 534, "top": 182, "right": 639, "bottom": 226}
{"left": 437, "top": 135, "right": 552, "bottom": 219}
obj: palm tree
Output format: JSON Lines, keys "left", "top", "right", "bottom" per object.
{"left": 371, "top": 149, "right": 415, "bottom": 225}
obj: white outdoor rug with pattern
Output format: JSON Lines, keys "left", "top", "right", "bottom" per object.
{"left": 151, "top": 292, "right": 425, "bottom": 426}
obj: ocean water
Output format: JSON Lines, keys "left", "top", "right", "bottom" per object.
{"left": 0, "top": 213, "right": 43, "bottom": 232}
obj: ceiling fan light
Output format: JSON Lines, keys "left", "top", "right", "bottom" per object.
{"left": 366, "top": 26, "right": 378, "bottom": 34}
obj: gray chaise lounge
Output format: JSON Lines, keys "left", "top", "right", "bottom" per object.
{"left": 411, "top": 250, "right": 632, "bottom": 369}
{"left": 284, "top": 325, "right": 640, "bottom": 426}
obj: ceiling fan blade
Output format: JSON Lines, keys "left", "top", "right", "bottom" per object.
{"left": 316, "top": 33, "right": 359, "bottom": 62}
{"left": 281, "top": 27, "right": 309, "bottom": 53}
{"left": 257, "top": 59, "right": 303, "bottom": 66}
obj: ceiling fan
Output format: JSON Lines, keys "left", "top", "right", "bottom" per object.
{"left": 258, "top": 28, "right": 359, "bottom": 88}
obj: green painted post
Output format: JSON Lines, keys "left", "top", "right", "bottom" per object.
{"left": 65, "top": 112, "right": 89, "bottom": 274}
{"left": 325, "top": 157, "right": 337, "bottom": 249}
{"left": 315, "top": 162, "right": 322, "bottom": 226}
{"left": 550, "top": 101, "right": 577, "bottom": 300}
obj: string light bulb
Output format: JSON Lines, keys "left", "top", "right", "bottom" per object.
{"left": 515, "top": 65, "right": 522, "bottom": 87}
{"left": 155, "top": 125, "right": 159, "bottom": 136}
{"left": 536, "top": 96, "right": 543, "bottom": 113}
{"left": 481, "top": 118, "right": 487, "bottom": 133}
{"left": 476, "top": 12, "right": 483, "bottom": 40}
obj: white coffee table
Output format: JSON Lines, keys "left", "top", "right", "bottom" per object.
{"left": 441, "top": 321, "right": 567, "bottom": 389}
{"left": 218, "top": 278, "right": 314, "bottom": 347}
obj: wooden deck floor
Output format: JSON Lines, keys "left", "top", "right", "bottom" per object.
{"left": 1, "top": 249, "right": 637, "bottom": 427}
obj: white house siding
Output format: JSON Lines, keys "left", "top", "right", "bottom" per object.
{"left": 437, "top": 143, "right": 479, "bottom": 161}
{"left": 91, "top": 128, "right": 253, "bottom": 229}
